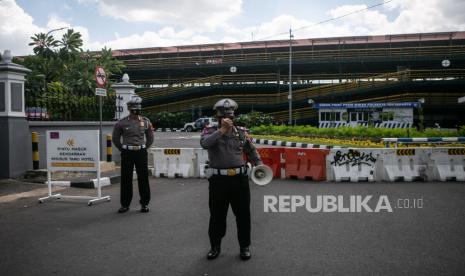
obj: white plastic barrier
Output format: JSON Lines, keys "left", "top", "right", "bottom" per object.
{"left": 428, "top": 148, "right": 465, "bottom": 181}
{"left": 326, "top": 148, "right": 381, "bottom": 182}
{"left": 194, "top": 148, "right": 209, "bottom": 178}
{"left": 151, "top": 148, "right": 196, "bottom": 178}
{"left": 378, "top": 148, "right": 429, "bottom": 182}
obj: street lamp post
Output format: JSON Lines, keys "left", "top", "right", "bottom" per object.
{"left": 42, "top": 27, "right": 68, "bottom": 54}
{"left": 46, "top": 27, "right": 67, "bottom": 38}
{"left": 308, "top": 99, "right": 315, "bottom": 125}
{"left": 288, "top": 28, "right": 294, "bottom": 125}
{"left": 418, "top": 98, "right": 425, "bottom": 132}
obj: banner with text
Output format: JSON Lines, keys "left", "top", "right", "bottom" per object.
{"left": 46, "top": 130, "right": 99, "bottom": 172}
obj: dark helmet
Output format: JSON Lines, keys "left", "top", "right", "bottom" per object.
{"left": 127, "top": 95, "right": 142, "bottom": 110}
{"left": 213, "top": 98, "right": 238, "bottom": 118}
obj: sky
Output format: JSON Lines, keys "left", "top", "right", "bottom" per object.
{"left": 1, "top": 0, "right": 465, "bottom": 56}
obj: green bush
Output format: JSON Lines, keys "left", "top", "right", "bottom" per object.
{"left": 146, "top": 111, "right": 191, "bottom": 128}
{"left": 250, "top": 125, "right": 464, "bottom": 139}
{"left": 235, "top": 111, "right": 274, "bottom": 128}
{"left": 459, "top": 126, "right": 465, "bottom": 136}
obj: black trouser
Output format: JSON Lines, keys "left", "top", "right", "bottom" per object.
{"left": 120, "top": 148, "right": 150, "bottom": 207}
{"left": 208, "top": 174, "right": 251, "bottom": 248}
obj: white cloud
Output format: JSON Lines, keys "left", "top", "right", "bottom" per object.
{"left": 232, "top": 0, "right": 465, "bottom": 42}
{"left": 383, "top": 0, "right": 465, "bottom": 34}
{"left": 0, "top": 1, "right": 92, "bottom": 56}
{"left": 2, "top": 0, "right": 465, "bottom": 57}
{"left": 94, "top": 0, "right": 242, "bottom": 32}
{"left": 89, "top": 28, "right": 214, "bottom": 50}
{"left": 0, "top": 0, "right": 42, "bottom": 55}
{"left": 45, "top": 15, "right": 92, "bottom": 49}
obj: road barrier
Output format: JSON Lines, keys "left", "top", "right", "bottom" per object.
{"left": 252, "top": 138, "right": 343, "bottom": 149}
{"left": 257, "top": 147, "right": 285, "bottom": 179}
{"left": 283, "top": 148, "right": 329, "bottom": 181}
{"left": 383, "top": 137, "right": 465, "bottom": 147}
{"left": 428, "top": 148, "right": 465, "bottom": 181}
{"left": 326, "top": 148, "right": 381, "bottom": 182}
{"left": 194, "top": 148, "right": 209, "bottom": 178}
{"left": 151, "top": 148, "right": 196, "bottom": 178}
{"left": 378, "top": 148, "right": 429, "bottom": 181}
{"left": 149, "top": 146, "right": 464, "bottom": 182}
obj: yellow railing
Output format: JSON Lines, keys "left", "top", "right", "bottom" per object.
{"left": 124, "top": 45, "right": 465, "bottom": 69}
{"left": 141, "top": 69, "right": 465, "bottom": 114}
{"left": 133, "top": 72, "right": 387, "bottom": 85}
{"left": 138, "top": 69, "right": 465, "bottom": 100}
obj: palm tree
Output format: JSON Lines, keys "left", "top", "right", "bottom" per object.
{"left": 58, "top": 29, "right": 83, "bottom": 53}
{"left": 29, "top": 33, "right": 59, "bottom": 57}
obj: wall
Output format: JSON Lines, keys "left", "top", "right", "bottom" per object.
{"left": 0, "top": 117, "right": 32, "bottom": 178}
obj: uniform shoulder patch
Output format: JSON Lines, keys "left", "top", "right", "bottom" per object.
{"left": 115, "top": 119, "right": 125, "bottom": 128}
{"left": 141, "top": 117, "right": 153, "bottom": 129}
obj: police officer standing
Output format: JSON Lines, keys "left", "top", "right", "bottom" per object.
{"left": 112, "top": 95, "right": 154, "bottom": 213}
{"left": 201, "top": 98, "right": 262, "bottom": 261}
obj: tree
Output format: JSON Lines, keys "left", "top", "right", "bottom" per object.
{"left": 19, "top": 30, "right": 126, "bottom": 120}
{"left": 58, "top": 29, "right": 83, "bottom": 54}
{"left": 29, "top": 32, "right": 59, "bottom": 57}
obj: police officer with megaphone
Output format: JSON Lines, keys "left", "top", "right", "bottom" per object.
{"left": 200, "top": 98, "right": 263, "bottom": 261}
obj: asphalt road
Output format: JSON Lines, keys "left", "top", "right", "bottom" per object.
{"left": 1, "top": 132, "right": 464, "bottom": 275}
{"left": 151, "top": 131, "right": 278, "bottom": 149}
{"left": 1, "top": 178, "right": 464, "bottom": 276}
{"left": 153, "top": 131, "right": 202, "bottom": 148}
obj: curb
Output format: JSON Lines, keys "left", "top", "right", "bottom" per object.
{"left": 252, "top": 138, "right": 344, "bottom": 149}
{"left": 71, "top": 175, "right": 121, "bottom": 189}
{"left": 39, "top": 174, "right": 121, "bottom": 189}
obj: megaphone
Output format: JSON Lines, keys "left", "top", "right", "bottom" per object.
{"left": 250, "top": 164, "right": 273, "bottom": 186}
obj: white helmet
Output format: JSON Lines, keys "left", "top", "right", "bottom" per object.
{"left": 127, "top": 95, "right": 142, "bottom": 110}
{"left": 213, "top": 98, "right": 238, "bottom": 118}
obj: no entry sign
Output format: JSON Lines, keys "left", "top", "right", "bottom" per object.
{"left": 95, "top": 66, "right": 107, "bottom": 88}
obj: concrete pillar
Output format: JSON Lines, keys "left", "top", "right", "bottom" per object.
{"left": 0, "top": 50, "right": 32, "bottom": 178}
{"left": 112, "top": 73, "right": 136, "bottom": 119}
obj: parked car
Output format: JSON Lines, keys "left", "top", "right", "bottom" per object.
{"left": 183, "top": 117, "right": 218, "bottom": 132}
{"left": 26, "top": 107, "right": 50, "bottom": 120}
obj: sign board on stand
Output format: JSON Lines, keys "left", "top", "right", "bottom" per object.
{"left": 94, "top": 66, "right": 107, "bottom": 161}
{"left": 39, "top": 130, "right": 110, "bottom": 206}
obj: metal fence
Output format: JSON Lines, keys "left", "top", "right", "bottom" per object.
{"left": 25, "top": 91, "right": 116, "bottom": 121}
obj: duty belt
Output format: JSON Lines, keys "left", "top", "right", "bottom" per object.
{"left": 122, "top": 144, "right": 146, "bottom": 150}
{"left": 210, "top": 166, "right": 248, "bottom": 176}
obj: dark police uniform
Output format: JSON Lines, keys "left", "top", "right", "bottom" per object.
{"left": 112, "top": 115, "right": 154, "bottom": 209}
{"left": 201, "top": 124, "right": 262, "bottom": 251}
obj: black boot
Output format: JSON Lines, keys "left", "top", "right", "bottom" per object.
{"left": 118, "top": 206, "right": 129, "bottom": 213}
{"left": 140, "top": 205, "right": 149, "bottom": 213}
{"left": 240, "top": 247, "right": 251, "bottom": 260}
{"left": 206, "top": 246, "right": 221, "bottom": 260}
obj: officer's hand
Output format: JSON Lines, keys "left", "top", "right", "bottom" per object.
{"left": 220, "top": 118, "right": 233, "bottom": 134}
